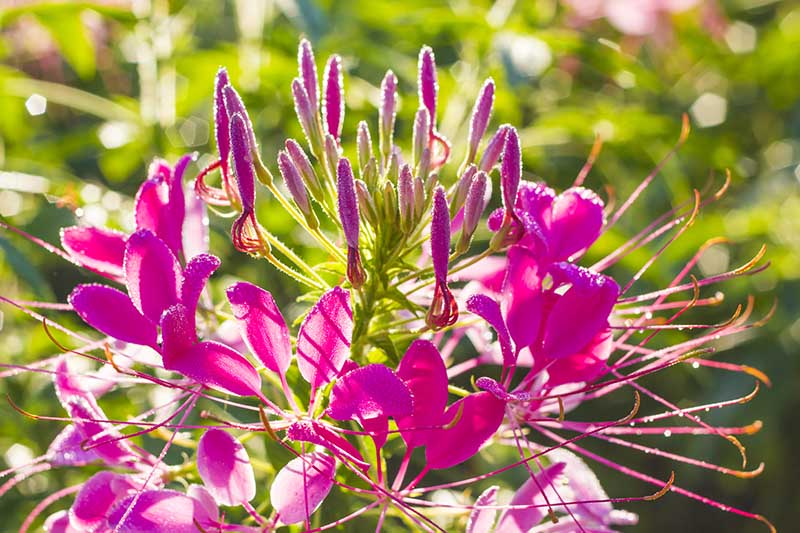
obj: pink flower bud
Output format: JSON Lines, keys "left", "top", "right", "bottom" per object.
{"left": 357, "top": 121, "right": 373, "bottom": 172}
{"left": 214, "top": 67, "right": 232, "bottom": 186}
{"left": 412, "top": 107, "right": 430, "bottom": 170}
{"left": 452, "top": 164, "right": 477, "bottom": 216}
{"left": 285, "top": 138, "right": 322, "bottom": 197}
{"left": 355, "top": 178, "right": 378, "bottom": 226}
{"left": 417, "top": 46, "right": 437, "bottom": 133}
{"left": 467, "top": 78, "right": 495, "bottom": 163}
{"left": 427, "top": 186, "right": 458, "bottom": 329}
{"left": 501, "top": 126, "right": 521, "bottom": 216}
{"left": 458, "top": 171, "right": 489, "bottom": 252}
{"left": 322, "top": 55, "right": 344, "bottom": 141}
{"left": 398, "top": 164, "right": 414, "bottom": 232}
{"left": 230, "top": 113, "right": 262, "bottom": 254}
{"left": 291, "top": 78, "right": 323, "bottom": 155}
{"left": 298, "top": 38, "right": 319, "bottom": 112}
{"left": 479, "top": 124, "right": 511, "bottom": 172}
{"left": 379, "top": 70, "right": 398, "bottom": 160}
{"left": 223, "top": 84, "right": 258, "bottom": 153}
{"left": 277, "top": 150, "right": 312, "bottom": 218}
{"left": 337, "top": 158, "right": 366, "bottom": 288}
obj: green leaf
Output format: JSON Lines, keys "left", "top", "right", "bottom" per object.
{"left": 34, "top": 9, "right": 96, "bottom": 79}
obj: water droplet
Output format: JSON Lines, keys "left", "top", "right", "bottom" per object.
{"left": 692, "top": 362, "right": 700, "bottom": 369}
{"left": 663, "top": 429, "right": 672, "bottom": 437}
{"left": 644, "top": 311, "right": 653, "bottom": 319}
{"left": 704, "top": 407, "right": 710, "bottom": 412}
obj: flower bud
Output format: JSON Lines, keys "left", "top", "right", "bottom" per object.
{"left": 230, "top": 113, "right": 264, "bottom": 255}
{"left": 363, "top": 156, "right": 379, "bottom": 190}
{"left": 292, "top": 78, "right": 324, "bottom": 157}
{"left": 298, "top": 38, "right": 319, "bottom": 112}
{"left": 456, "top": 171, "right": 489, "bottom": 254}
{"left": 357, "top": 121, "right": 373, "bottom": 173}
{"left": 386, "top": 151, "right": 400, "bottom": 183}
{"left": 413, "top": 176, "right": 425, "bottom": 221}
{"left": 277, "top": 150, "right": 317, "bottom": 229}
{"left": 214, "top": 67, "right": 232, "bottom": 189}
{"left": 427, "top": 186, "right": 458, "bottom": 329}
{"left": 501, "top": 126, "right": 521, "bottom": 217}
{"left": 285, "top": 139, "right": 322, "bottom": 199}
{"left": 417, "top": 46, "right": 437, "bottom": 134}
{"left": 466, "top": 78, "right": 495, "bottom": 165}
{"left": 451, "top": 164, "right": 477, "bottom": 217}
{"left": 324, "top": 133, "right": 340, "bottom": 183}
{"left": 322, "top": 55, "right": 344, "bottom": 141}
{"left": 337, "top": 158, "right": 365, "bottom": 288}
{"left": 398, "top": 164, "right": 414, "bottom": 233}
{"left": 479, "top": 124, "right": 511, "bottom": 172}
{"left": 382, "top": 180, "right": 397, "bottom": 224}
{"left": 379, "top": 70, "right": 398, "bottom": 163}
{"left": 355, "top": 179, "right": 378, "bottom": 227}
{"left": 418, "top": 147, "right": 431, "bottom": 186}
{"left": 412, "top": 107, "right": 430, "bottom": 170}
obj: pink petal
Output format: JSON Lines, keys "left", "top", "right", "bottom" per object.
{"left": 186, "top": 485, "right": 220, "bottom": 525}
{"left": 286, "top": 421, "right": 368, "bottom": 471}
{"left": 545, "top": 328, "right": 613, "bottom": 387}
{"left": 134, "top": 167, "right": 184, "bottom": 259}
{"left": 62, "top": 396, "right": 139, "bottom": 467}
{"left": 543, "top": 263, "right": 619, "bottom": 361}
{"left": 466, "top": 294, "right": 515, "bottom": 369}
{"left": 124, "top": 229, "right": 182, "bottom": 323}
{"left": 108, "top": 490, "right": 207, "bottom": 533}
{"left": 226, "top": 281, "right": 292, "bottom": 377}
{"left": 44, "top": 510, "right": 79, "bottom": 533}
{"left": 159, "top": 304, "right": 196, "bottom": 365}
{"left": 425, "top": 392, "right": 505, "bottom": 470}
{"left": 69, "top": 471, "right": 136, "bottom": 532}
{"left": 296, "top": 286, "right": 353, "bottom": 395}
{"left": 197, "top": 428, "right": 256, "bottom": 506}
{"left": 181, "top": 253, "right": 221, "bottom": 319}
{"left": 166, "top": 340, "right": 263, "bottom": 398}
{"left": 495, "top": 462, "right": 567, "bottom": 533}
{"left": 270, "top": 452, "right": 335, "bottom": 525}
{"left": 60, "top": 226, "right": 127, "bottom": 281}
{"left": 502, "top": 245, "right": 544, "bottom": 351}
{"left": 545, "top": 187, "right": 604, "bottom": 261}
{"left": 395, "top": 340, "right": 449, "bottom": 450}
{"left": 47, "top": 425, "right": 99, "bottom": 467}
{"left": 466, "top": 485, "right": 499, "bottom": 533}
{"left": 69, "top": 284, "right": 157, "bottom": 348}
{"left": 327, "top": 364, "right": 412, "bottom": 422}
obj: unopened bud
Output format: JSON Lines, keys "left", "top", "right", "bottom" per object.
{"left": 501, "top": 126, "right": 521, "bottom": 216}
{"left": 456, "top": 171, "right": 489, "bottom": 254}
{"left": 363, "top": 157, "right": 379, "bottom": 190}
{"left": 357, "top": 121, "right": 373, "bottom": 172}
{"left": 427, "top": 186, "right": 458, "bottom": 329}
{"left": 413, "top": 176, "right": 425, "bottom": 221}
{"left": 292, "top": 78, "right": 324, "bottom": 157}
{"left": 451, "top": 164, "right": 477, "bottom": 217}
{"left": 418, "top": 147, "right": 431, "bottom": 186}
{"left": 324, "top": 133, "right": 340, "bottom": 183}
{"left": 337, "top": 158, "right": 365, "bottom": 288}
{"left": 285, "top": 139, "right": 322, "bottom": 199}
{"left": 355, "top": 179, "right": 378, "bottom": 227}
{"left": 397, "top": 165, "right": 414, "bottom": 233}
{"left": 479, "top": 124, "right": 511, "bottom": 172}
{"left": 277, "top": 150, "right": 317, "bottom": 229}
{"left": 382, "top": 180, "right": 397, "bottom": 224}
{"left": 322, "top": 55, "right": 344, "bottom": 141}
{"left": 214, "top": 67, "right": 232, "bottom": 188}
{"left": 386, "top": 151, "right": 400, "bottom": 183}
{"left": 417, "top": 46, "right": 437, "bottom": 134}
{"left": 466, "top": 78, "right": 495, "bottom": 164}
{"left": 379, "top": 70, "right": 398, "bottom": 163}
{"left": 412, "top": 107, "right": 430, "bottom": 170}
{"left": 298, "top": 39, "right": 319, "bottom": 112}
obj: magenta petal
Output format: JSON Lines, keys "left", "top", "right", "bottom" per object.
{"left": 47, "top": 425, "right": 99, "bottom": 467}
{"left": 425, "top": 392, "right": 505, "bottom": 470}
{"left": 124, "top": 229, "right": 182, "bottom": 323}
{"left": 44, "top": 510, "right": 78, "bottom": 533}
{"left": 546, "top": 328, "right": 613, "bottom": 387}
{"left": 108, "top": 490, "right": 205, "bottom": 533}
{"left": 270, "top": 452, "right": 335, "bottom": 525}
{"left": 62, "top": 396, "right": 139, "bottom": 467}
{"left": 543, "top": 263, "right": 619, "bottom": 360}
{"left": 166, "top": 340, "right": 262, "bottom": 398}
{"left": 160, "top": 304, "right": 196, "bottom": 366}
{"left": 61, "top": 226, "right": 126, "bottom": 281}
{"left": 296, "top": 286, "right": 353, "bottom": 394}
{"left": 197, "top": 429, "right": 256, "bottom": 506}
{"left": 466, "top": 485, "right": 499, "bottom": 533}
{"left": 395, "top": 340, "right": 449, "bottom": 449}
{"left": 69, "top": 284, "right": 157, "bottom": 348}
{"left": 286, "top": 421, "right": 368, "bottom": 471}
{"left": 328, "top": 364, "right": 412, "bottom": 422}
{"left": 226, "top": 281, "right": 292, "bottom": 377}
{"left": 186, "top": 485, "right": 220, "bottom": 525}
{"left": 502, "top": 245, "right": 544, "bottom": 351}
{"left": 181, "top": 254, "right": 221, "bottom": 317}
{"left": 69, "top": 471, "right": 136, "bottom": 532}
{"left": 494, "top": 462, "right": 567, "bottom": 533}
{"left": 466, "top": 294, "right": 515, "bottom": 369}
{"left": 546, "top": 187, "right": 604, "bottom": 261}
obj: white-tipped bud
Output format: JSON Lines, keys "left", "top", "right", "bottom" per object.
{"left": 357, "top": 121, "right": 373, "bottom": 173}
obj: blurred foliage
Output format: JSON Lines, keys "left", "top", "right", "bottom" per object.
{"left": 0, "top": 0, "right": 798, "bottom": 531}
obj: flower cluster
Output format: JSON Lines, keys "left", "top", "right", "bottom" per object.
{"left": 0, "top": 39, "right": 774, "bottom": 533}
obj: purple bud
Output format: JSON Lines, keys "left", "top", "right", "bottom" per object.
{"left": 291, "top": 78, "right": 323, "bottom": 155}
{"left": 277, "top": 150, "right": 312, "bottom": 217}
{"left": 285, "top": 138, "right": 321, "bottom": 196}
{"left": 458, "top": 171, "right": 489, "bottom": 252}
{"left": 324, "top": 133, "right": 340, "bottom": 181}
{"left": 412, "top": 107, "right": 430, "bottom": 169}
{"left": 337, "top": 158, "right": 359, "bottom": 248}
{"left": 379, "top": 70, "right": 398, "bottom": 160}
{"left": 230, "top": 113, "right": 255, "bottom": 213}
{"left": 452, "top": 164, "right": 477, "bottom": 216}
{"left": 214, "top": 67, "right": 232, "bottom": 183}
{"left": 417, "top": 46, "right": 437, "bottom": 132}
{"left": 357, "top": 121, "right": 372, "bottom": 172}
{"left": 479, "top": 124, "right": 511, "bottom": 172}
{"left": 322, "top": 55, "right": 344, "bottom": 141}
{"left": 298, "top": 38, "right": 319, "bottom": 112}
{"left": 467, "top": 78, "right": 495, "bottom": 163}
{"left": 398, "top": 164, "right": 414, "bottom": 231}
{"left": 501, "top": 126, "right": 521, "bottom": 215}
{"left": 355, "top": 178, "right": 378, "bottom": 226}
{"left": 338, "top": 158, "right": 365, "bottom": 288}
{"left": 427, "top": 186, "right": 458, "bottom": 329}
{"left": 223, "top": 84, "right": 258, "bottom": 153}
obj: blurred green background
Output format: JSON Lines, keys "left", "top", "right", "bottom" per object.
{"left": 0, "top": 0, "right": 797, "bottom": 531}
